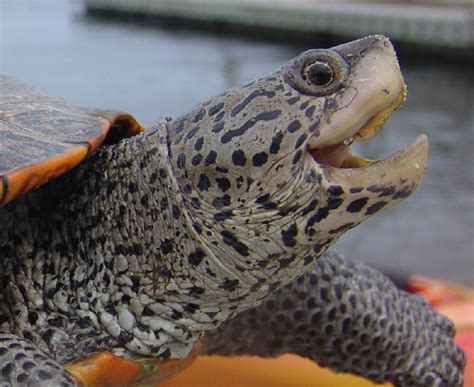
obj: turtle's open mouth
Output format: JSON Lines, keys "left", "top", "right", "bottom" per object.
{"left": 309, "top": 88, "right": 405, "bottom": 169}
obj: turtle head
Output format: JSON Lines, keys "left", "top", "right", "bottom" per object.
{"left": 167, "top": 35, "right": 427, "bottom": 291}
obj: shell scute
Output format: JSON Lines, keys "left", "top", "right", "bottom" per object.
{"left": 0, "top": 75, "right": 143, "bottom": 205}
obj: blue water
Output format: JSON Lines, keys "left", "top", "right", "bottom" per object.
{"left": 1, "top": 0, "right": 472, "bottom": 285}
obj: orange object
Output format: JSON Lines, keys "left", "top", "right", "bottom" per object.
{"left": 65, "top": 342, "right": 202, "bottom": 387}
{"left": 161, "top": 354, "right": 388, "bottom": 387}
{"left": 408, "top": 275, "right": 474, "bottom": 307}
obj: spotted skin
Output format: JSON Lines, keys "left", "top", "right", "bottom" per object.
{"left": 0, "top": 36, "right": 464, "bottom": 386}
{"left": 0, "top": 334, "right": 75, "bottom": 387}
{"left": 204, "top": 252, "right": 465, "bottom": 386}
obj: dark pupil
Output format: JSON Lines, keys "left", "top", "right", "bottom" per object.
{"left": 306, "top": 62, "right": 333, "bottom": 87}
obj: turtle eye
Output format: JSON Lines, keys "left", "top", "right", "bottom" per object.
{"left": 303, "top": 61, "right": 334, "bottom": 87}
{"left": 283, "top": 50, "right": 348, "bottom": 97}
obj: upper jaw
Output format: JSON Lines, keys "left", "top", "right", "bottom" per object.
{"left": 304, "top": 35, "right": 428, "bottom": 204}
{"left": 308, "top": 35, "right": 406, "bottom": 152}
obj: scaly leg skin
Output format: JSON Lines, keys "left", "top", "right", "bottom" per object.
{"left": 0, "top": 333, "right": 76, "bottom": 387}
{"left": 203, "top": 252, "right": 466, "bottom": 387}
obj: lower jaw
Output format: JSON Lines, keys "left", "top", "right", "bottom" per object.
{"left": 319, "top": 134, "right": 428, "bottom": 189}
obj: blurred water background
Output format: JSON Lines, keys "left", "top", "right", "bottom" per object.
{"left": 1, "top": 0, "right": 472, "bottom": 285}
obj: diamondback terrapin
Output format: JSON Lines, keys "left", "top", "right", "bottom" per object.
{"left": 0, "top": 36, "right": 465, "bottom": 386}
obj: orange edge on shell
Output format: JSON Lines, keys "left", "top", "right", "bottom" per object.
{"left": 0, "top": 118, "right": 122, "bottom": 207}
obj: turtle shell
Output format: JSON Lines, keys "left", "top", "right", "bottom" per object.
{"left": 0, "top": 75, "right": 144, "bottom": 206}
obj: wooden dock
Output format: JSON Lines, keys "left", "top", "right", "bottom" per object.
{"left": 84, "top": 0, "right": 473, "bottom": 50}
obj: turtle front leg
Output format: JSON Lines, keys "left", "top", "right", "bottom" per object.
{"left": 0, "top": 333, "right": 77, "bottom": 386}
{"left": 203, "top": 252, "right": 466, "bottom": 387}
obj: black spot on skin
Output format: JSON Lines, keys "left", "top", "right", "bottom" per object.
{"left": 320, "top": 287, "right": 329, "bottom": 301}
{"left": 393, "top": 185, "right": 415, "bottom": 200}
{"left": 160, "top": 239, "right": 174, "bottom": 254}
{"left": 365, "top": 201, "right": 388, "bottom": 215}
{"left": 183, "top": 184, "right": 193, "bottom": 194}
{"left": 192, "top": 154, "right": 203, "bottom": 166}
{"left": 172, "top": 205, "right": 181, "bottom": 219}
{"left": 256, "top": 194, "right": 270, "bottom": 204}
{"left": 327, "top": 185, "right": 344, "bottom": 196}
{"left": 221, "top": 278, "right": 240, "bottom": 291}
{"left": 306, "top": 198, "right": 344, "bottom": 228}
{"left": 173, "top": 115, "right": 187, "bottom": 133}
{"left": 252, "top": 152, "right": 268, "bottom": 167}
{"left": 231, "top": 89, "right": 275, "bottom": 117}
{"left": 292, "top": 149, "right": 302, "bottom": 164}
{"left": 214, "top": 210, "right": 233, "bottom": 221}
{"left": 232, "top": 150, "right": 247, "bottom": 166}
{"left": 295, "top": 133, "right": 307, "bottom": 149}
{"left": 28, "top": 311, "right": 38, "bottom": 325}
{"left": 279, "top": 255, "right": 296, "bottom": 269}
{"left": 184, "top": 303, "right": 199, "bottom": 314}
{"left": 221, "top": 231, "right": 249, "bottom": 256}
{"left": 367, "top": 184, "right": 396, "bottom": 197}
{"left": 171, "top": 311, "right": 183, "bottom": 320}
{"left": 205, "top": 150, "right": 217, "bottom": 165}
{"left": 188, "top": 248, "right": 206, "bottom": 266}
{"left": 212, "top": 121, "right": 225, "bottom": 133}
{"left": 262, "top": 201, "right": 278, "bottom": 210}
{"left": 270, "top": 131, "right": 284, "bottom": 154}
{"left": 327, "top": 307, "right": 337, "bottom": 321}
{"left": 208, "top": 102, "right": 225, "bottom": 116}
{"left": 38, "top": 370, "right": 53, "bottom": 380}
{"left": 216, "top": 177, "right": 231, "bottom": 192}
{"left": 194, "top": 137, "right": 204, "bottom": 151}
{"left": 281, "top": 223, "right": 298, "bottom": 247}
{"left": 158, "top": 267, "right": 171, "bottom": 280}
{"left": 350, "top": 187, "right": 364, "bottom": 193}
{"left": 278, "top": 203, "right": 299, "bottom": 217}
{"left": 193, "top": 108, "right": 205, "bottom": 123}
{"left": 193, "top": 223, "right": 202, "bottom": 234}
{"left": 191, "top": 197, "right": 201, "bottom": 209}
{"left": 221, "top": 110, "right": 282, "bottom": 144}
{"left": 160, "top": 197, "right": 169, "bottom": 210}
{"left": 300, "top": 100, "right": 309, "bottom": 110}
{"left": 214, "top": 111, "right": 225, "bottom": 122}
{"left": 1, "top": 362, "right": 13, "bottom": 378}
{"left": 305, "top": 105, "right": 316, "bottom": 118}
{"left": 176, "top": 153, "right": 186, "bottom": 169}
{"left": 197, "top": 174, "right": 211, "bottom": 191}
{"left": 288, "top": 120, "right": 302, "bottom": 133}
{"left": 189, "top": 286, "right": 205, "bottom": 295}
{"left": 286, "top": 96, "right": 300, "bottom": 105}
{"left": 346, "top": 197, "right": 368, "bottom": 213}
{"left": 216, "top": 166, "right": 228, "bottom": 173}
{"left": 327, "top": 197, "right": 344, "bottom": 210}
{"left": 186, "top": 126, "right": 200, "bottom": 140}
{"left": 309, "top": 121, "right": 320, "bottom": 133}
{"left": 302, "top": 199, "right": 318, "bottom": 216}
{"left": 212, "top": 195, "right": 231, "bottom": 208}
{"left": 329, "top": 222, "right": 355, "bottom": 234}
{"left": 159, "top": 168, "right": 167, "bottom": 179}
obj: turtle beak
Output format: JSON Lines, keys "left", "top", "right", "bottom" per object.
{"left": 323, "top": 134, "right": 428, "bottom": 206}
